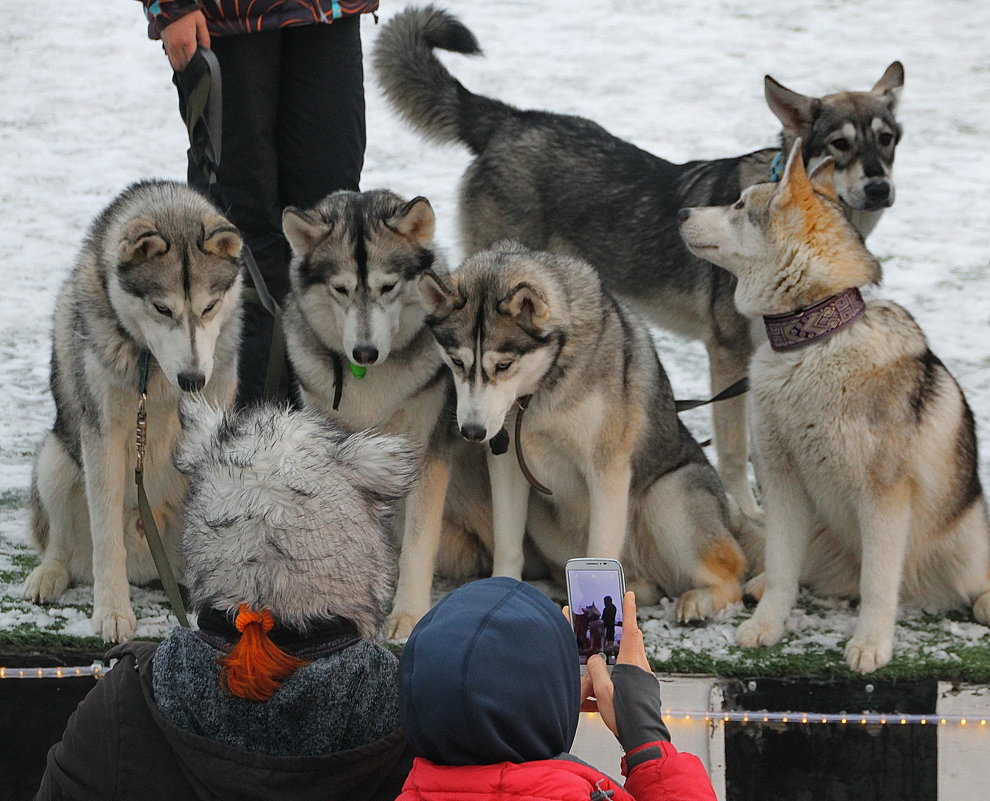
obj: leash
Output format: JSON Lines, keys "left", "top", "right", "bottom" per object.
{"left": 179, "top": 47, "right": 285, "bottom": 403}
{"left": 488, "top": 395, "right": 552, "bottom": 496}
{"left": 134, "top": 351, "right": 190, "bottom": 628}
{"left": 674, "top": 375, "right": 749, "bottom": 412}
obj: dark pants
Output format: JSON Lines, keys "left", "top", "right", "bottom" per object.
{"left": 184, "top": 18, "right": 366, "bottom": 404}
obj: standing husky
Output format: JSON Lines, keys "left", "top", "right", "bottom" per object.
{"left": 23, "top": 181, "right": 244, "bottom": 642}
{"left": 282, "top": 189, "right": 490, "bottom": 638}
{"left": 419, "top": 241, "right": 756, "bottom": 621}
{"left": 679, "top": 142, "right": 990, "bottom": 673}
{"left": 374, "top": 5, "right": 903, "bottom": 519}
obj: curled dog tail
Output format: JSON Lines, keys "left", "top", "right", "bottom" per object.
{"left": 373, "top": 5, "right": 513, "bottom": 155}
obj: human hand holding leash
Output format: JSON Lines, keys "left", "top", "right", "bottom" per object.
{"left": 161, "top": 10, "right": 211, "bottom": 72}
{"left": 579, "top": 591, "right": 670, "bottom": 751}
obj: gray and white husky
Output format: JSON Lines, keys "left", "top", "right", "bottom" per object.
{"left": 374, "top": 5, "right": 904, "bottom": 519}
{"left": 419, "top": 241, "right": 758, "bottom": 620}
{"left": 22, "top": 181, "right": 244, "bottom": 642}
{"left": 679, "top": 142, "right": 990, "bottom": 673}
{"left": 282, "top": 189, "right": 491, "bottom": 638}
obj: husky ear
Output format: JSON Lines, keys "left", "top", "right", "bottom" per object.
{"left": 119, "top": 218, "right": 168, "bottom": 265}
{"left": 499, "top": 283, "right": 551, "bottom": 335}
{"left": 808, "top": 157, "right": 838, "bottom": 201}
{"left": 388, "top": 196, "right": 435, "bottom": 246}
{"left": 283, "top": 207, "right": 334, "bottom": 256}
{"left": 332, "top": 430, "right": 421, "bottom": 503}
{"left": 201, "top": 216, "right": 243, "bottom": 261}
{"left": 418, "top": 270, "right": 460, "bottom": 321}
{"left": 871, "top": 61, "right": 904, "bottom": 109}
{"left": 777, "top": 138, "right": 817, "bottom": 207}
{"left": 765, "top": 75, "right": 822, "bottom": 137}
{"left": 174, "top": 395, "right": 227, "bottom": 473}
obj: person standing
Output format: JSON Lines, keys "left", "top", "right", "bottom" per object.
{"left": 140, "top": 0, "right": 377, "bottom": 403}
{"left": 603, "top": 594, "right": 618, "bottom": 644}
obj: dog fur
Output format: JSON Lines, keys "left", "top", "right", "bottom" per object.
{"left": 373, "top": 5, "right": 904, "bottom": 520}
{"left": 22, "top": 180, "right": 243, "bottom": 641}
{"left": 679, "top": 142, "right": 990, "bottom": 673}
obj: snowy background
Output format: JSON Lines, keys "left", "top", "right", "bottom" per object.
{"left": 0, "top": 1, "right": 988, "bottom": 666}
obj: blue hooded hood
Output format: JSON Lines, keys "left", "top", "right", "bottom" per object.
{"left": 398, "top": 577, "right": 581, "bottom": 766}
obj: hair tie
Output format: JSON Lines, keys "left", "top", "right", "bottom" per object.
{"left": 235, "top": 605, "right": 275, "bottom": 633}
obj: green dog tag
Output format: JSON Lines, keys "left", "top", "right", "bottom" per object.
{"left": 348, "top": 362, "right": 368, "bottom": 379}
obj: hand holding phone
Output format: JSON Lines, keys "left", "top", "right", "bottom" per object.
{"left": 565, "top": 558, "right": 625, "bottom": 667}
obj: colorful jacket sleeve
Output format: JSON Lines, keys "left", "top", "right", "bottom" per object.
{"left": 140, "top": 0, "right": 203, "bottom": 41}
{"left": 621, "top": 741, "right": 718, "bottom": 801}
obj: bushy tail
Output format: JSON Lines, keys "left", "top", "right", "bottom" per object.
{"left": 372, "top": 5, "right": 514, "bottom": 155}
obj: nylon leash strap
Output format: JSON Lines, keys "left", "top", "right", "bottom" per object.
{"left": 134, "top": 351, "right": 190, "bottom": 628}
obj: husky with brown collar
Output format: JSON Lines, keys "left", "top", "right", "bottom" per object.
{"left": 679, "top": 141, "right": 990, "bottom": 673}
{"left": 419, "top": 241, "right": 758, "bottom": 621}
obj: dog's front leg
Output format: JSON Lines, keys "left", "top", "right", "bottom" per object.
{"left": 735, "top": 468, "right": 814, "bottom": 649}
{"left": 488, "top": 448, "right": 531, "bottom": 579}
{"left": 81, "top": 421, "right": 137, "bottom": 642}
{"left": 845, "top": 483, "right": 911, "bottom": 673}
{"left": 388, "top": 456, "right": 451, "bottom": 640}
{"left": 586, "top": 462, "right": 632, "bottom": 560}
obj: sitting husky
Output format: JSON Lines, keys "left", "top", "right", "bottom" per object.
{"left": 419, "top": 242, "right": 757, "bottom": 621}
{"left": 374, "top": 5, "right": 904, "bottom": 521}
{"left": 23, "top": 181, "right": 244, "bottom": 642}
{"left": 281, "top": 189, "right": 490, "bottom": 638}
{"left": 679, "top": 142, "right": 990, "bottom": 672}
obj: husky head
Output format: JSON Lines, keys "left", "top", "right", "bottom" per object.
{"left": 283, "top": 190, "right": 437, "bottom": 367}
{"left": 679, "top": 140, "right": 882, "bottom": 318}
{"left": 419, "top": 241, "right": 569, "bottom": 444}
{"left": 175, "top": 395, "right": 420, "bottom": 637}
{"left": 106, "top": 182, "right": 243, "bottom": 392}
{"left": 766, "top": 62, "right": 903, "bottom": 221}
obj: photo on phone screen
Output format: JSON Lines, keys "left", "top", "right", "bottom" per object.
{"left": 565, "top": 558, "right": 625, "bottom": 666}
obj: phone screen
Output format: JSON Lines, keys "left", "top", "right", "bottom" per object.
{"left": 565, "top": 560, "right": 625, "bottom": 666}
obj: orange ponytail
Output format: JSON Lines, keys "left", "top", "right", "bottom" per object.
{"left": 218, "top": 605, "right": 310, "bottom": 702}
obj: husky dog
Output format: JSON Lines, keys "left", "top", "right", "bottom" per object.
{"left": 174, "top": 396, "right": 420, "bottom": 638}
{"left": 282, "top": 189, "right": 490, "bottom": 638}
{"left": 22, "top": 181, "right": 244, "bottom": 642}
{"left": 679, "top": 142, "right": 990, "bottom": 673}
{"left": 374, "top": 5, "right": 904, "bottom": 519}
{"left": 419, "top": 241, "right": 756, "bottom": 621}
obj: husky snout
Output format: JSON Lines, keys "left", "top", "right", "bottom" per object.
{"left": 863, "top": 178, "right": 893, "bottom": 208}
{"left": 459, "top": 422, "right": 488, "bottom": 442}
{"left": 351, "top": 344, "right": 380, "bottom": 365}
{"left": 177, "top": 371, "right": 206, "bottom": 392}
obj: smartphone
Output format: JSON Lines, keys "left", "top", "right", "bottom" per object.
{"left": 565, "top": 557, "right": 625, "bottom": 668}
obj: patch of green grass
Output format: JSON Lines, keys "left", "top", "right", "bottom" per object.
{"left": 0, "top": 488, "right": 29, "bottom": 510}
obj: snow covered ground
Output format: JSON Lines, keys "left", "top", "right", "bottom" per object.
{"left": 1, "top": 1, "right": 988, "bottom": 667}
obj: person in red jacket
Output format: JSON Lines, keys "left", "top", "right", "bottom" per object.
{"left": 397, "top": 577, "right": 717, "bottom": 801}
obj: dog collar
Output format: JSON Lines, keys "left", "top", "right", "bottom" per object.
{"left": 769, "top": 151, "right": 784, "bottom": 183}
{"left": 763, "top": 287, "right": 866, "bottom": 352}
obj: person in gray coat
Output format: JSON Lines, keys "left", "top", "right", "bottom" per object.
{"left": 35, "top": 399, "right": 420, "bottom": 800}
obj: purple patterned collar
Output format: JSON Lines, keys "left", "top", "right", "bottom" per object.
{"left": 763, "top": 287, "right": 867, "bottom": 352}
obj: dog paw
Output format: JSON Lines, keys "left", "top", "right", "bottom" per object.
{"left": 743, "top": 573, "right": 766, "bottom": 602}
{"left": 675, "top": 588, "right": 722, "bottom": 622}
{"left": 92, "top": 606, "right": 138, "bottom": 643}
{"left": 386, "top": 611, "right": 421, "bottom": 641}
{"left": 22, "top": 563, "right": 70, "bottom": 603}
{"left": 844, "top": 636, "right": 892, "bottom": 674}
{"left": 972, "top": 591, "right": 990, "bottom": 626}
{"left": 735, "top": 615, "right": 784, "bottom": 648}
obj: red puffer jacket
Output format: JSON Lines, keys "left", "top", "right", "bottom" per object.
{"left": 398, "top": 741, "right": 717, "bottom": 801}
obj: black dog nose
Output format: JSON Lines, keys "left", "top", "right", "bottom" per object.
{"left": 177, "top": 371, "right": 206, "bottom": 392}
{"left": 460, "top": 423, "right": 487, "bottom": 443}
{"left": 351, "top": 345, "right": 379, "bottom": 365}
{"left": 864, "top": 181, "right": 890, "bottom": 205}
{"left": 677, "top": 208, "right": 691, "bottom": 222}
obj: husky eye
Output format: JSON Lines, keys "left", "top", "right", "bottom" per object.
{"left": 153, "top": 303, "right": 173, "bottom": 318}
{"left": 202, "top": 300, "right": 218, "bottom": 315}
{"left": 878, "top": 132, "right": 894, "bottom": 147}
{"left": 733, "top": 200, "right": 745, "bottom": 211}
{"left": 829, "top": 137, "right": 851, "bottom": 152}
{"left": 450, "top": 356, "right": 464, "bottom": 369}
{"left": 380, "top": 283, "right": 396, "bottom": 295}
{"left": 494, "top": 361, "right": 512, "bottom": 373}
{"left": 331, "top": 285, "right": 350, "bottom": 297}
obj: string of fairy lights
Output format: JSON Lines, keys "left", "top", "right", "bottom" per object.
{"left": 4, "top": 663, "right": 987, "bottom": 729}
